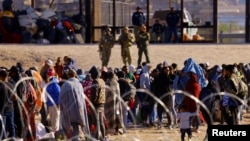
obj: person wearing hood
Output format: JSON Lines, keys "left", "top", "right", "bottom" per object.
{"left": 81, "top": 73, "right": 94, "bottom": 133}
{"left": 140, "top": 64, "right": 151, "bottom": 90}
{"left": 59, "top": 69, "right": 90, "bottom": 140}
{"left": 40, "top": 59, "right": 55, "bottom": 132}
{"left": 89, "top": 66, "right": 106, "bottom": 140}
{"left": 105, "top": 71, "right": 123, "bottom": 135}
{"left": 139, "top": 64, "right": 153, "bottom": 126}
{"left": 154, "top": 65, "right": 175, "bottom": 129}
{"left": 8, "top": 65, "right": 27, "bottom": 138}
{"left": 183, "top": 72, "right": 201, "bottom": 133}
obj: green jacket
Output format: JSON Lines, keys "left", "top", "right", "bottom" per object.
{"left": 136, "top": 31, "right": 150, "bottom": 47}
{"left": 99, "top": 33, "right": 115, "bottom": 48}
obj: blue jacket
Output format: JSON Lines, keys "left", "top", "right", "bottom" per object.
{"left": 140, "top": 64, "right": 151, "bottom": 90}
{"left": 46, "top": 77, "right": 61, "bottom": 107}
{"left": 132, "top": 12, "right": 146, "bottom": 26}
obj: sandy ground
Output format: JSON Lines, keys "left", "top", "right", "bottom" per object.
{"left": 1, "top": 43, "right": 250, "bottom": 141}
{"left": 1, "top": 44, "right": 250, "bottom": 71}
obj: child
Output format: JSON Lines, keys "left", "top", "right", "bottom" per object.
{"left": 177, "top": 104, "right": 197, "bottom": 141}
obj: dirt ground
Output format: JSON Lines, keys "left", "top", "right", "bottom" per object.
{"left": 1, "top": 44, "right": 250, "bottom": 71}
{"left": 1, "top": 44, "right": 250, "bottom": 141}
{"left": 107, "top": 113, "right": 250, "bottom": 141}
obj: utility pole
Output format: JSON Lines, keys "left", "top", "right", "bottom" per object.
{"left": 85, "top": 0, "right": 92, "bottom": 43}
{"left": 31, "top": 0, "right": 34, "bottom": 7}
{"left": 112, "top": 0, "right": 116, "bottom": 37}
{"left": 79, "top": 0, "right": 83, "bottom": 15}
{"left": 147, "top": 0, "right": 150, "bottom": 30}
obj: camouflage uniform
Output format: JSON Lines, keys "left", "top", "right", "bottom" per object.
{"left": 99, "top": 28, "right": 115, "bottom": 67}
{"left": 136, "top": 25, "right": 150, "bottom": 66}
{"left": 118, "top": 26, "right": 135, "bottom": 66}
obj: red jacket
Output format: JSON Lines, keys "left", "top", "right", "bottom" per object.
{"left": 183, "top": 73, "right": 201, "bottom": 112}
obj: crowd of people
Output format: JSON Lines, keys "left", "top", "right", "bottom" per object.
{"left": 0, "top": 54, "right": 249, "bottom": 141}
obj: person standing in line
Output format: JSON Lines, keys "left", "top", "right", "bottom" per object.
{"left": 40, "top": 59, "right": 55, "bottom": 132}
{"left": 45, "top": 68, "right": 61, "bottom": 133}
{"left": 98, "top": 27, "right": 115, "bottom": 67}
{"left": 81, "top": 74, "right": 95, "bottom": 134}
{"left": 132, "top": 7, "right": 146, "bottom": 40}
{"left": 166, "top": 7, "right": 180, "bottom": 43}
{"left": 154, "top": 65, "right": 173, "bottom": 129}
{"left": 105, "top": 71, "right": 123, "bottom": 135}
{"left": 118, "top": 26, "right": 135, "bottom": 66}
{"left": 177, "top": 104, "right": 197, "bottom": 141}
{"left": 116, "top": 70, "right": 136, "bottom": 130}
{"left": 8, "top": 66, "right": 27, "bottom": 138}
{"left": 0, "top": 68, "right": 15, "bottom": 139}
{"left": 89, "top": 66, "right": 106, "bottom": 140}
{"left": 183, "top": 72, "right": 202, "bottom": 133}
{"left": 121, "top": 65, "right": 136, "bottom": 84}
{"left": 59, "top": 69, "right": 90, "bottom": 141}
{"left": 139, "top": 64, "right": 152, "bottom": 127}
{"left": 221, "top": 64, "right": 244, "bottom": 125}
{"left": 136, "top": 25, "right": 150, "bottom": 67}
{"left": 54, "top": 57, "right": 64, "bottom": 81}
{"left": 63, "top": 56, "right": 78, "bottom": 71}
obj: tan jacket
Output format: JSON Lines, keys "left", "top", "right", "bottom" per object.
{"left": 118, "top": 32, "right": 135, "bottom": 48}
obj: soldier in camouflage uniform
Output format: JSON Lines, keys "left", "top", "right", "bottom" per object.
{"left": 136, "top": 25, "right": 150, "bottom": 67}
{"left": 99, "top": 27, "right": 115, "bottom": 67}
{"left": 118, "top": 26, "right": 135, "bottom": 66}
